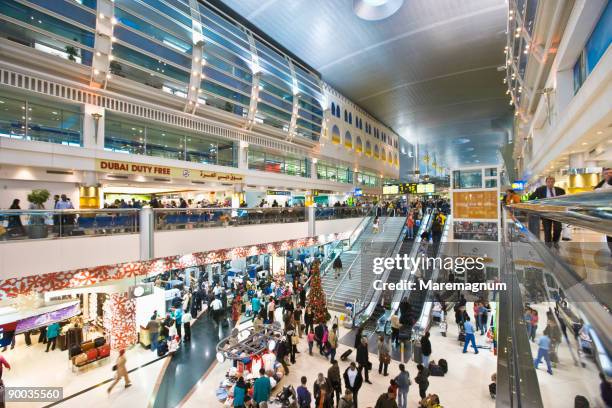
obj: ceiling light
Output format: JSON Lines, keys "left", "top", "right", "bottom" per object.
{"left": 596, "top": 130, "right": 603, "bottom": 135}
{"left": 353, "top": 0, "right": 404, "bottom": 21}
{"left": 582, "top": 142, "right": 588, "bottom": 146}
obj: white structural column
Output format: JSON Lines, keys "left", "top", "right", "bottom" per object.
{"left": 186, "top": 0, "right": 204, "bottom": 113}
{"left": 311, "top": 158, "right": 318, "bottom": 179}
{"left": 238, "top": 140, "right": 249, "bottom": 170}
{"left": 244, "top": 30, "right": 261, "bottom": 130}
{"left": 286, "top": 59, "right": 299, "bottom": 142}
{"left": 91, "top": 0, "right": 114, "bottom": 88}
{"left": 82, "top": 104, "right": 105, "bottom": 149}
{"left": 319, "top": 81, "right": 329, "bottom": 141}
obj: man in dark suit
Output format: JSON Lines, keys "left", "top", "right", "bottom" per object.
{"left": 529, "top": 176, "right": 565, "bottom": 246}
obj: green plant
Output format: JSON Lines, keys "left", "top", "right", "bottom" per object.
{"left": 65, "top": 46, "right": 78, "bottom": 62}
{"left": 27, "top": 189, "right": 50, "bottom": 207}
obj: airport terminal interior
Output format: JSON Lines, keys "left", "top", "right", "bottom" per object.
{"left": 0, "top": 0, "right": 610, "bottom": 407}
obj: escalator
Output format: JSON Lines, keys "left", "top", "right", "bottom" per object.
{"left": 322, "top": 213, "right": 407, "bottom": 311}
{"left": 354, "top": 210, "right": 434, "bottom": 338}
{"left": 498, "top": 192, "right": 612, "bottom": 408}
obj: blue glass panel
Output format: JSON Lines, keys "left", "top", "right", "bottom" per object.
{"left": 298, "top": 109, "right": 322, "bottom": 124}
{"left": 115, "top": 7, "right": 192, "bottom": 53}
{"left": 115, "top": 0, "right": 191, "bottom": 41}
{"left": 258, "top": 103, "right": 291, "bottom": 122}
{"left": 199, "top": 3, "right": 248, "bottom": 42}
{"left": 259, "top": 60, "right": 293, "bottom": 86}
{"left": 164, "top": 0, "right": 190, "bottom": 15}
{"left": 27, "top": 0, "right": 96, "bottom": 28}
{"left": 205, "top": 42, "right": 251, "bottom": 71}
{"left": 585, "top": 0, "right": 612, "bottom": 74}
{"left": 297, "top": 119, "right": 321, "bottom": 133}
{"left": 112, "top": 43, "right": 190, "bottom": 83}
{"left": 114, "top": 26, "right": 191, "bottom": 68}
{"left": 259, "top": 91, "right": 292, "bottom": 112}
{"left": 137, "top": 0, "right": 191, "bottom": 26}
{"left": 204, "top": 52, "right": 252, "bottom": 82}
{"left": 204, "top": 27, "right": 251, "bottom": 61}
{"left": 255, "top": 39, "right": 289, "bottom": 70}
{"left": 77, "top": 0, "right": 96, "bottom": 10}
{"left": 204, "top": 65, "right": 252, "bottom": 94}
{"left": 0, "top": 0, "right": 94, "bottom": 47}
{"left": 201, "top": 81, "right": 251, "bottom": 106}
{"left": 260, "top": 79, "right": 292, "bottom": 100}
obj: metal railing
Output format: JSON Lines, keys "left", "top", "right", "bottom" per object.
{"left": 509, "top": 191, "right": 612, "bottom": 235}
{"left": 152, "top": 207, "right": 307, "bottom": 230}
{"left": 314, "top": 206, "right": 371, "bottom": 220}
{"left": 0, "top": 208, "right": 139, "bottom": 241}
{"left": 498, "top": 204, "right": 612, "bottom": 407}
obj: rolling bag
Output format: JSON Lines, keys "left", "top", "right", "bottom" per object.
{"left": 412, "top": 341, "right": 422, "bottom": 364}
{"left": 340, "top": 349, "right": 353, "bottom": 361}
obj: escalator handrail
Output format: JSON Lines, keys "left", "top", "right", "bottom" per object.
{"left": 508, "top": 190, "right": 612, "bottom": 235}
{"left": 413, "top": 215, "right": 452, "bottom": 335}
{"left": 353, "top": 209, "right": 433, "bottom": 326}
{"left": 351, "top": 214, "right": 409, "bottom": 326}
{"left": 387, "top": 208, "right": 436, "bottom": 318}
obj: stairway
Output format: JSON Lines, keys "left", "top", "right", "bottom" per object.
{"left": 323, "top": 217, "right": 407, "bottom": 312}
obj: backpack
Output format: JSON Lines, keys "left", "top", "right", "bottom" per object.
{"left": 574, "top": 395, "right": 590, "bottom": 408}
{"left": 438, "top": 359, "right": 448, "bottom": 374}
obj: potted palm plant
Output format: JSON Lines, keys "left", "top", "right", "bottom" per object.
{"left": 27, "top": 189, "right": 50, "bottom": 239}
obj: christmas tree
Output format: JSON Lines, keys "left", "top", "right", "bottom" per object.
{"left": 307, "top": 259, "right": 329, "bottom": 323}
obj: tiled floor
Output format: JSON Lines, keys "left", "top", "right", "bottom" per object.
{"left": 184, "top": 306, "right": 497, "bottom": 408}
{"left": 527, "top": 302, "right": 606, "bottom": 407}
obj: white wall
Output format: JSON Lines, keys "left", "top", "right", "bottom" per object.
{"left": 0, "top": 217, "right": 363, "bottom": 280}
{"left": 0, "top": 179, "right": 79, "bottom": 210}
{"left": 0, "top": 234, "right": 140, "bottom": 280}
{"left": 154, "top": 217, "right": 362, "bottom": 258}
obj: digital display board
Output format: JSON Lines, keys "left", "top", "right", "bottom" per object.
{"left": 511, "top": 180, "right": 525, "bottom": 190}
{"left": 383, "top": 185, "right": 399, "bottom": 195}
{"left": 417, "top": 183, "right": 435, "bottom": 194}
{"left": 398, "top": 183, "right": 418, "bottom": 194}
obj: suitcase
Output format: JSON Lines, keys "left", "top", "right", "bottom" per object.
{"left": 398, "top": 326, "right": 411, "bottom": 341}
{"left": 86, "top": 348, "right": 98, "bottom": 361}
{"left": 73, "top": 353, "right": 88, "bottom": 366}
{"left": 94, "top": 337, "right": 106, "bottom": 347}
{"left": 97, "top": 344, "right": 111, "bottom": 358}
{"left": 458, "top": 332, "right": 466, "bottom": 343}
{"left": 574, "top": 395, "right": 589, "bottom": 408}
{"left": 81, "top": 341, "right": 95, "bottom": 352}
{"left": 57, "top": 334, "right": 67, "bottom": 351}
{"left": 157, "top": 341, "right": 168, "bottom": 356}
{"left": 412, "top": 341, "right": 422, "bottom": 364}
{"left": 340, "top": 349, "right": 353, "bottom": 361}
{"left": 69, "top": 344, "right": 82, "bottom": 359}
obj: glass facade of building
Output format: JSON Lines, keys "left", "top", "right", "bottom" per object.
{"left": 248, "top": 148, "right": 309, "bottom": 178}
{"left": 104, "top": 114, "right": 236, "bottom": 167}
{"left": 0, "top": 92, "right": 82, "bottom": 146}
{"left": 317, "top": 161, "right": 353, "bottom": 184}
{"left": 0, "top": 0, "right": 324, "bottom": 142}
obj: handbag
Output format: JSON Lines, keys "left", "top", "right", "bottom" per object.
{"left": 112, "top": 364, "right": 117, "bottom": 371}
{"left": 292, "top": 335, "right": 299, "bottom": 345}
{"left": 367, "top": 361, "right": 373, "bottom": 370}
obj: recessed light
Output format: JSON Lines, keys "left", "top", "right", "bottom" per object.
{"left": 582, "top": 142, "right": 588, "bottom": 146}
{"left": 596, "top": 131, "right": 603, "bottom": 135}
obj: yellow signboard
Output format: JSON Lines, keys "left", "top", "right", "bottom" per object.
{"left": 453, "top": 191, "right": 498, "bottom": 219}
{"left": 95, "top": 159, "right": 244, "bottom": 183}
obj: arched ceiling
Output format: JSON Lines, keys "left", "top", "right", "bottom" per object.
{"left": 218, "top": 0, "right": 512, "bottom": 168}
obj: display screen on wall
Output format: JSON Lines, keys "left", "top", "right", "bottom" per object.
{"left": 453, "top": 191, "right": 498, "bottom": 219}
{"left": 15, "top": 303, "right": 80, "bottom": 334}
{"left": 452, "top": 170, "right": 483, "bottom": 189}
{"left": 383, "top": 185, "right": 399, "bottom": 195}
{"left": 417, "top": 183, "right": 435, "bottom": 194}
{"left": 453, "top": 221, "right": 498, "bottom": 241}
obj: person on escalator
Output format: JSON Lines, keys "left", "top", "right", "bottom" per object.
{"left": 594, "top": 168, "right": 612, "bottom": 255}
{"left": 405, "top": 213, "right": 415, "bottom": 240}
{"left": 431, "top": 216, "right": 442, "bottom": 245}
{"left": 373, "top": 217, "right": 380, "bottom": 234}
{"left": 529, "top": 176, "right": 565, "bottom": 248}
{"left": 333, "top": 256, "right": 343, "bottom": 279}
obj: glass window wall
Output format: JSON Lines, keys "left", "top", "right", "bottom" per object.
{"left": 0, "top": 93, "right": 82, "bottom": 146}
{"left": 248, "top": 148, "right": 309, "bottom": 177}
{"left": 104, "top": 115, "right": 237, "bottom": 167}
{"left": 0, "top": 0, "right": 94, "bottom": 47}
{"left": 317, "top": 161, "right": 352, "bottom": 183}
